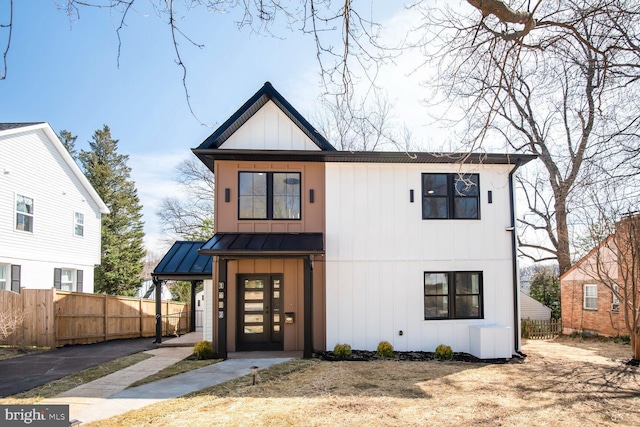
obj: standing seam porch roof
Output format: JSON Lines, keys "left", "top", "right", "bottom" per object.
{"left": 199, "top": 233, "right": 324, "bottom": 257}
{"left": 152, "top": 241, "right": 213, "bottom": 281}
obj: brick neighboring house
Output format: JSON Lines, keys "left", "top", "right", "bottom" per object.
{"left": 560, "top": 216, "right": 639, "bottom": 337}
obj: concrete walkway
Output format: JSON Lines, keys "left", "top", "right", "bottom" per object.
{"left": 41, "top": 347, "right": 292, "bottom": 425}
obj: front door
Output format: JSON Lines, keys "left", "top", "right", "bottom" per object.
{"left": 237, "top": 274, "right": 284, "bottom": 351}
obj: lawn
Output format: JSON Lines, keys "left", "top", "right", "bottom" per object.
{"left": 88, "top": 337, "right": 640, "bottom": 427}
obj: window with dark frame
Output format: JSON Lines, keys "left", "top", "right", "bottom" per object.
{"left": 238, "top": 172, "right": 301, "bottom": 220}
{"left": 424, "top": 271, "right": 483, "bottom": 320}
{"left": 422, "top": 173, "right": 480, "bottom": 219}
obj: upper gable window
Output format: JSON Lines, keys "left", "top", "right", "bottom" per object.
{"left": 74, "top": 212, "right": 84, "bottom": 237}
{"left": 422, "top": 173, "right": 480, "bottom": 219}
{"left": 239, "top": 172, "right": 301, "bottom": 220}
{"left": 16, "top": 194, "right": 34, "bottom": 232}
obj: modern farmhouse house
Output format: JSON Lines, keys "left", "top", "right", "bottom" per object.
{"left": 0, "top": 123, "right": 108, "bottom": 293}
{"left": 187, "top": 82, "right": 535, "bottom": 359}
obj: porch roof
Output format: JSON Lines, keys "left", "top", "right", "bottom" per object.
{"left": 199, "top": 232, "right": 324, "bottom": 258}
{"left": 152, "top": 241, "right": 213, "bottom": 281}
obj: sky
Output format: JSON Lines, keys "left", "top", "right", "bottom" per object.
{"left": 0, "top": 1, "right": 470, "bottom": 257}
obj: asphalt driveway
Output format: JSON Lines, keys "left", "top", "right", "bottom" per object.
{"left": 0, "top": 338, "right": 156, "bottom": 397}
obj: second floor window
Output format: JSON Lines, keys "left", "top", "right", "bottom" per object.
{"left": 16, "top": 194, "right": 34, "bottom": 232}
{"left": 239, "top": 172, "right": 301, "bottom": 220}
{"left": 422, "top": 173, "right": 480, "bottom": 219}
{"left": 74, "top": 212, "right": 84, "bottom": 237}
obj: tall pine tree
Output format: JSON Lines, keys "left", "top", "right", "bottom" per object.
{"left": 79, "top": 125, "right": 146, "bottom": 296}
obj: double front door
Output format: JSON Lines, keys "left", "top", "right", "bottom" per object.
{"left": 237, "top": 274, "right": 284, "bottom": 351}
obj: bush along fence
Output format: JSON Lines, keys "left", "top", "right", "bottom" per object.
{"left": 0, "top": 289, "right": 190, "bottom": 348}
{"left": 521, "top": 318, "right": 562, "bottom": 339}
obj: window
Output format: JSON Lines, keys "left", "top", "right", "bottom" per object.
{"left": 54, "top": 268, "right": 83, "bottom": 292}
{"left": 422, "top": 173, "right": 480, "bottom": 219}
{"left": 612, "top": 284, "right": 620, "bottom": 312}
{"left": 238, "top": 172, "right": 301, "bottom": 220}
{"left": 584, "top": 284, "right": 598, "bottom": 310}
{"left": 0, "top": 264, "right": 7, "bottom": 291}
{"left": 74, "top": 212, "right": 84, "bottom": 237}
{"left": 16, "top": 194, "right": 34, "bottom": 232}
{"left": 424, "top": 271, "right": 483, "bottom": 319}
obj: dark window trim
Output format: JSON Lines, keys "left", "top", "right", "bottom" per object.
{"left": 421, "top": 173, "right": 480, "bottom": 220}
{"left": 237, "top": 171, "right": 302, "bottom": 221}
{"left": 424, "top": 271, "right": 484, "bottom": 320}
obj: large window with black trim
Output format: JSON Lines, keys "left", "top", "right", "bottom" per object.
{"left": 424, "top": 271, "right": 483, "bottom": 319}
{"left": 422, "top": 173, "right": 480, "bottom": 219}
{"left": 239, "top": 172, "right": 301, "bottom": 220}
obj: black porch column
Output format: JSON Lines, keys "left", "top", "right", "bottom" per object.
{"left": 154, "top": 277, "right": 162, "bottom": 344}
{"left": 190, "top": 281, "right": 197, "bottom": 332}
{"left": 303, "top": 256, "right": 313, "bottom": 358}
{"left": 218, "top": 259, "right": 228, "bottom": 359}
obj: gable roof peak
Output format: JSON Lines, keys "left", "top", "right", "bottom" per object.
{"left": 195, "top": 82, "right": 336, "bottom": 152}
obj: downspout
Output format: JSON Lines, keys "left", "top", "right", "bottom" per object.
{"left": 509, "top": 159, "right": 523, "bottom": 356}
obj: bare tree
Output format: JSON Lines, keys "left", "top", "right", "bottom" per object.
{"left": 410, "top": 1, "right": 640, "bottom": 275}
{"left": 157, "top": 158, "right": 215, "bottom": 242}
{"left": 0, "top": 307, "right": 24, "bottom": 346}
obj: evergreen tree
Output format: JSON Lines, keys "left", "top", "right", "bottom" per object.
{"left": 79, "top": 125, "right": 146, "bottom": 296}
{"left": 529, "top": 267, "right": 561, "bottom": 320}
{"left": 58, "top": 129, "right": 78, "bottom": 161}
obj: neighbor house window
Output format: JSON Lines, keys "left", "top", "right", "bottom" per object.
{"left": 74, "top": 212, "right": 84, "bottom": 237}
{"left": 612, "top": 284, "right": 620, "bottom": 312}
{"left": 424, "top": 271, "right": 483, "bottom": 319}
{"left": 239, "top": 172, "right": 301, "bottom": 220}
{"left": 583, "top": 284, "right": 598, "bottom": 310}
{"left": 0, "top": 264, "right": 7, "bottom": 291}
{"left": 16, "top": 194, "right": 34, "bottom": 232}
{"left": 54, "top": 268, "right": 83, "bottom": 292}
{"left": 422, "top": 173, "right": 480, "bottom": 219}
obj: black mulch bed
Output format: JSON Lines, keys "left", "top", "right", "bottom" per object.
{"left": 315, "top": 350, "right": 525, "bottom": 364}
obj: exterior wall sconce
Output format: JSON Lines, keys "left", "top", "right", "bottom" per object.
{"left": 410, "top": 189, "right": 414, "bottom": 203}
{"left": 309, "top": 189, "right": 315, "bottom": 203}
{"left": 225, "top": 188, "right": 230, "bottom": 202}
{"left": 488, "top": 190, "right": 493, "bottom": 204}
{"left": 285, "top": 312, "right": 295, "bottom": 324}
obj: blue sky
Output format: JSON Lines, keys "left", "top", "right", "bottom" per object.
{"left": 1, "top": 2, "right": 455, "bottom": 256}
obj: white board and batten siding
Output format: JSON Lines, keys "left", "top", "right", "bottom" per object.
{"left": 220, "top": 101, "right": 321, "bottom": 151}
{"left": 325, "top": 162, "right": 517, "bottom": 358}
{"left": 0, "top": 124, "right": 107, "bottom": 292}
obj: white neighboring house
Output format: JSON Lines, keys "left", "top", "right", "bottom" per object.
{"left": 0, "top": 123, "right": 109, "bottom": 293}
{"left": 520, "top": 292, "right": 552, "bottom": 320}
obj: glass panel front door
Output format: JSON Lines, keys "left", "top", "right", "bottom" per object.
{"left": 237, "top": 274, "right": 283, "bottom": 350}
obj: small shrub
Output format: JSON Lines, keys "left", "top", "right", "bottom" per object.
{"left": 193, "top": 340, "right": 214, "bottom": 360}
{"left": 333, "top": 343, "right": 352, "bottom": 359}
{"left": 569, "top": 331, "right": 580, "bottom": 339}
{"left": 434, "top": 344, "right": 453, "bottom": 360}
{"left": 376, "top": 341, "right": 394, "bottom": 358}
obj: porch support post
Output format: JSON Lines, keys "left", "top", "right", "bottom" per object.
{"left": 190, "top": 281, "right": 197, "bottom": 332}
{"left": 218, "top": 259, "right": 228, "bottom": 359}
{"left": 154, "top": 277, "right": 162, "bottom": 344}
{"left": 303, "top": 256, "right": 313, "bottom": 358}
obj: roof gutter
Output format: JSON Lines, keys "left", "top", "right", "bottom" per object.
{"left": 508, "top": 159, "right": 523, "bottom": 356}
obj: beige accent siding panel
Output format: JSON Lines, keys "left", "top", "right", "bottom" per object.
{"left": 215, "top": 161, "right": 325, "bottom": 233}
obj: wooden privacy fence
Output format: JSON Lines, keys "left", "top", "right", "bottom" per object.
{"left": 0, "top": 289, "right": 190, "bottom": 348}
{"left": 521, "top": 318, "right": 562, "bottom": 339}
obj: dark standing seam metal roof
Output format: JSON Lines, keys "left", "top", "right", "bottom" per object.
{"left": 152, "top": 241, "right": 213, "bottom": 280}
{"left": 199, "top": 233, "right": 324, "bottom": 257}
{"left": 195, "top": 82, "right": 336, "bottom": 152}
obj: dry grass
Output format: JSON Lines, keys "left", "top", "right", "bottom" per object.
{"left": 87, "top": 337, "right": 640, "bottom": 427}
{"left": 0, "top": 353, "right": 152, "bottom": 404}
{"left": 0, "top": 346, "right": 48, "bottom": 361}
